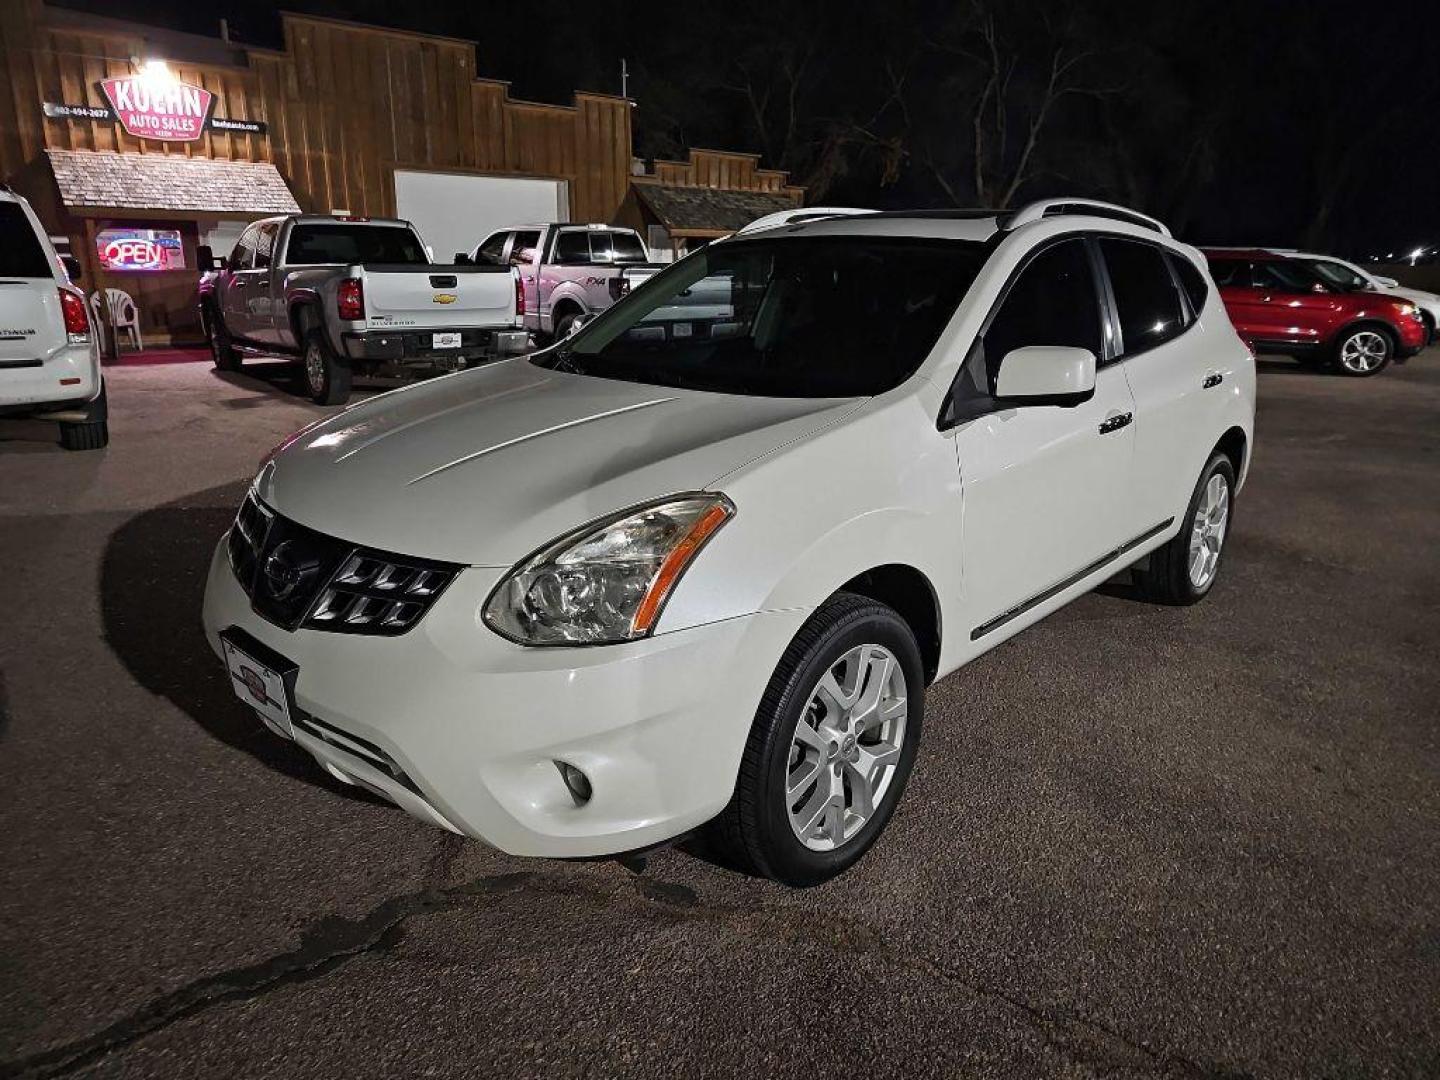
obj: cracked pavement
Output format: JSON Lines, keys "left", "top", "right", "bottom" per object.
{"left": 2, "top": 353, "right": 1438, "bottom": 1078}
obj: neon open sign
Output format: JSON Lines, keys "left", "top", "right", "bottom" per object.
{"left": 100, "top": 74, "right": 214, "bottom": 142}
{"left": 96, "top": 229, "right": 186, "bottom": 272}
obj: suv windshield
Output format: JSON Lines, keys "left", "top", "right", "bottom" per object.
{"left": 534, "top": 236, "right": 986, "bottom": 397}
{"left": 0, "top": 202, "right": 53, "bottom": 277}
{"left": 285, "top": 224, "right": 427, "bottom": 266}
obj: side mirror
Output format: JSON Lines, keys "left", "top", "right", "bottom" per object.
{"left": 1376, "top": 275, "right": 1399, "bottom": 288}
{"left": 994, "top": 346, "right": 1097, "bottom": 406}
{"left": 59, "top": 254, "right": 82, "bottom": 283}
{"left": 196, "top": 245, "right": 219, "bottom": 272}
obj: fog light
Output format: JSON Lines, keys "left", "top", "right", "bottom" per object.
{"left": 556, "top": 761, "right": 592, "bottom": 805}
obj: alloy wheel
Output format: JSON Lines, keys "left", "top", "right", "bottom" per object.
{"left": 305, "top": 343, "right": 326, "bottom": 396}
{"left": 1188, "top": 472, "right": 1230, "bottom": 589}
{"left": 1338, "top": 330, "right": 1388, "bottom": 374}
{"left": 785, "top": 643, "right": 908, "bottom": 852}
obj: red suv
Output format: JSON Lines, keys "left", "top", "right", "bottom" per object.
{"left": 1202, "top": 249, "right": 1426, "bottom": 376}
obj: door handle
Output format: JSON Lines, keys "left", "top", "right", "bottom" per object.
{"left": 1203, "top": 372, "right": 1224, "bottom": 389}
{"left": 231, "top": 279, "right": 248, "bottom": 288}
{"left": 1098, "top": 411, "right": 1133, "bottom": 435}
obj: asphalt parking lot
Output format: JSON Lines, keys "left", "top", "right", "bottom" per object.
{"left": 1, "top": 350, "right": 1437, "bottom": 1079}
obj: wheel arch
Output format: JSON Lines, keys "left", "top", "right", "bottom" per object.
{"left": 835, "top": 564, "right": 941, "bottom": 685}
{"left": 1213, "top": 425, "right": 1248, "bottom": 483}
{"left": 1332, "top": 318, "right": 1398, "bottom": 350}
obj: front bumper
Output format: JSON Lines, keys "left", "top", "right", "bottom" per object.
{"left": 201, "top": 538, "right": 807, "bottom": 858}
{"left": 342, "top": 328, "right": 529, "bottom": 364}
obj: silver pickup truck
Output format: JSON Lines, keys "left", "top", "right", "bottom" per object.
{"left": 200, "top": 215, "right": 529, "bottom": 405}
{"left": 462, "top": 223, "right": 662, "bottom": 341}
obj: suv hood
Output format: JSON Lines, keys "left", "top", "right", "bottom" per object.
{"left": 259, "top": 358, "right": 860, "bottom": 565}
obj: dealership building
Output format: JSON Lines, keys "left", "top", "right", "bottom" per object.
{"left": 0, "top": 0, "right": 803, "bottom": 345}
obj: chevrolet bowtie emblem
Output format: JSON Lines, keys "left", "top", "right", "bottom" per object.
{"left": 433, "top": 293, "right": 458, "bottom": 304}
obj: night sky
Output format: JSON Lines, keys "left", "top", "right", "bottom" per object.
{"left": 55, "top": 0, "right": 1440, "bottom": 258}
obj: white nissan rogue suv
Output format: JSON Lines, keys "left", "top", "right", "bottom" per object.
{"left": 0, "top": 187, "right": 106, "bottom": 450}
{"left": 203, "top": 198, "right": 1255, "bottom": 886}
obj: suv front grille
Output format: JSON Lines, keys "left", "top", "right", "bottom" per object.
{"left": 227, "top": 491, "right": 460, "bottom": 636}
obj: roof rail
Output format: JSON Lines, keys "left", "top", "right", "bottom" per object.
{"left": 738, "top": 206, "right": 878, "bottom": 234}
{"left": 1006, "top": 198, "right": 1170, "bottom": 237}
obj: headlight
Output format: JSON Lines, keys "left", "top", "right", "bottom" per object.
{"left": 483, "top": 493, "right": 735, "bottom": 646}
{"left": 1399, "top": 303, "right": 1418, "bottom": 316}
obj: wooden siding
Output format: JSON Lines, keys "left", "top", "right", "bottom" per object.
{"left": 0, "top": 5, "right": 636, "bottom": 223}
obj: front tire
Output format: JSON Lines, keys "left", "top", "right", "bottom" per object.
{"left": 58, "top": 380, "right": 109, "bottom": 451}
{"left": 712, "top": 593, "right": 924, "bottom": 887}
{"left": 1334, "top": 326, "right": 1393, "bottom": 377}
{"left": 302, "top": 328, "right": 352, "bottom": 406}
{"left": 1136, "top": 452, "right": 1235, "bottom": 605}
{"left": 206, "top": 304, "right": 240, "bottom": 372}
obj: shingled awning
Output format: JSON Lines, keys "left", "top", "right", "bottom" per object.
{"left": 46, "top": 149, "right": 301, "bottom": 216}
{"left": 633, "top": 183, "right": 798, "bottom": 237}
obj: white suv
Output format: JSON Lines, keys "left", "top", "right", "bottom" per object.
{"left": 0, "top": 187, "right": 106, "bottom": 449}
{"left": 203, "top": 198, "right": 1255, "bottom": 886}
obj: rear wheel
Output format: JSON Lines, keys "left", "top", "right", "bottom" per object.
{"left": 552, "top": 309, "right": 581, "bottom": 341}
{"left": 1136, "top": 452, "right": 1235, "bottom": 605}
{"left": 1334, "top": 326, "right": 1393, "bottom": 377}
{"left": 206, "top": 304, "right": 240, "bottom": 371}
{"left": 58, "top": 380, "right": 109, "bottom": 451}
{"left": 711, "top": 593, "right": 924, "bottom": 887}
{"left": 303, "top": 328, "right": 352, "bottom": 406}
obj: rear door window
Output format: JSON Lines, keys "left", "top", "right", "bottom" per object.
{"left": 601, "top": 231, "right": 648, "bottom": 264}
{"left": 0, "top": 202, "right": 52, "bottom": 277}
{"left": 1168, "top": 253, "right": 1209, "bottom": 316}
{"left": 1099, "top": 237, "right": 1186, "bottom": 355}
{"left": 553, "top": 230, "right": 592, "bottom": 264}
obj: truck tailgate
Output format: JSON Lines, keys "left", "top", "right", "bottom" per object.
{"left": 360, "top": 264, "right": 516, "bottom": 331}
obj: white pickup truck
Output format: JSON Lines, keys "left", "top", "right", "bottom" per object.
{"left": 462, "top": 223, "right": 662, "bottom": 341}
{"left": 200, "top": 215, "right": 529, "bottom": 405}
{"left": 0, "top": 186, "right": 106, "bottom": 450}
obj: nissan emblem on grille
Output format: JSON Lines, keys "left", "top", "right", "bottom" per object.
{"left": 262, "top": 541, "right": 320, "bottom": 601}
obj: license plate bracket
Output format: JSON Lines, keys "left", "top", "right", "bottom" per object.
{"left": 432, "top": 332, "right": 462, "bottom": 349}
{"left": 220, "top": 627, "right": 299, "bottom": 740}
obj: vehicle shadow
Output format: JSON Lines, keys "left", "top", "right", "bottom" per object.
{"left": 99, "top": 481, "right": 385, "bottom": 806}
{"left": 211, "top": 360, "right": 393, "bottom": 406}
{"left": 1255, "top": 357, "right": 1332, "bottom": 377}
{"left": 0, "top": 417, "right": 69, "bottom": 454}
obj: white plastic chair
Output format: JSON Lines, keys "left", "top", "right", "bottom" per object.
{"left": 91, "top": 288, "right": 142, "bottom": 351}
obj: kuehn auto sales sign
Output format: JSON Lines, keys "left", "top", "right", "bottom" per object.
{"left": 100, "top": 75, "right": 213, "bottom": 141}
{"left": 42, "top": 73, "right": 267, "bottom": 142}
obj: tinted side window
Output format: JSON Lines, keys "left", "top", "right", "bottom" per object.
{"left": 1206, "top": 258, "right": 1244, "bottom": 286}
{"left": 229, "top": 227, "right": 257, "bottom": 271}
{"left": 1100, "top": 238, "right": 1185, "bottom": 355}
{"left": 554, "top": 230, "right": 591, "bottom": 263}
{"left": 0, "top": 202, "right": 53, "bottom": 277}
{"left": 253, "top": 223, "right": 278, "bottom": 270}
{"left": 1169, "top": 253, "right": 1208, "bottom": 315}
{"left": 982, "top": 239, "right": 1102, "bottom": 386}
{"left": 1252, "top": 260, "right": 1322, "bottom": 293}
